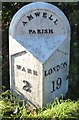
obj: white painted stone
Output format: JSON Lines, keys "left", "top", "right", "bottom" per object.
{"left": 9, "top": 2, "right": 70, "bottom": 108}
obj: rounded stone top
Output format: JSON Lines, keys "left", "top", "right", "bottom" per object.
{"left": 9, "top": 2, "right": 70, "bottom": 63}
{"left": 9, "top": 2, "right": 70, "bottom": 37}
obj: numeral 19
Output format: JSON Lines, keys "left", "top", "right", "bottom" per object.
{"left": 51, "top": 78, "right": 62, "bottom": 92}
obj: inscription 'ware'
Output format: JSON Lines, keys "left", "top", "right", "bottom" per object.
{"left": 16, "top": 65, "right": 38, "bottom": 76}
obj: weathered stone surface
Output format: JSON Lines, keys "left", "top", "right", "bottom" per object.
{"left": 9, "top": 2, "right": 70, "bottom": 108}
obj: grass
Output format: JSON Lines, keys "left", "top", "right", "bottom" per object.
{"left": 38, "top": 99, "right": 79, "bottom": 119}
{"left": 0, "top": 90, "right": 79, "bottom": 120}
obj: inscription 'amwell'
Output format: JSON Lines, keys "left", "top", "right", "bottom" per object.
{"left": 22, "top": 12, "right": 58, "bottom": 34}
{"left": 22, "top": 12, "right": 58, "bottom": 26}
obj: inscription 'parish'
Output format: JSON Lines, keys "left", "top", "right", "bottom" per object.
{"left": 22, "top": 11, "right": 58, "bottom": 34}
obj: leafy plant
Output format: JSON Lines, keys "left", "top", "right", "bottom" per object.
{"left": 0, "top": 90, "right": 79, "bottom": 119}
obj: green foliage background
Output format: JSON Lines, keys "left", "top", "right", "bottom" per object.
{"left": 2, "top": 2, "right": 79, "bottom": 99}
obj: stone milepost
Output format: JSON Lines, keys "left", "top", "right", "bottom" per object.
{"left": 9, "top": 2, "right": 70, "bottom": 108}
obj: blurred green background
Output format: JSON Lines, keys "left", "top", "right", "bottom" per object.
{"left": 2, "top": 2, "right": 79, "bottom": 99}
